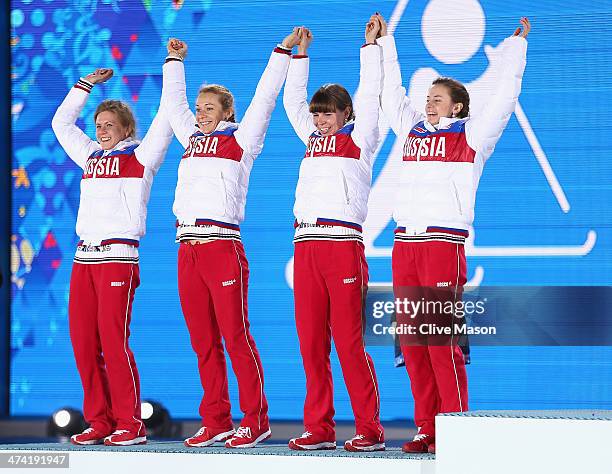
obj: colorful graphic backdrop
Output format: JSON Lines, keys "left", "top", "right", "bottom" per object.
{"left": 9, "top": 0, "right": 612, "bottom": 419}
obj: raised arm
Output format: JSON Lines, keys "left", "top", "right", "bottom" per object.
{"left": 283, "top": 27, "right": 317, "bottom": 145}
{"left": 466, "top": 18, "right": 530, "bottom": 158}
{"left": 233, "top": 29, "right": 297, "bottom": 155}
{"left": 134, "top": 105, "right": 174, "bottom": 173}
{"left": 161, "top": 38, "right": 197, "bottom": 149}
{"left": 376, "top": 14, "right": 425, "bottom": 137}
{"left": 352, "top": 15, "right": 383, "bottom": 156}
{"left": 51, "top": 69, "right": 110, "bottom": 169}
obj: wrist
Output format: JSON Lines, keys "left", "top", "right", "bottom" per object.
{"left": 166, "top": 51, "right": 184, "bottom": 61}
{"left": 75, "top": 78, "right": 94, "bottom": 93}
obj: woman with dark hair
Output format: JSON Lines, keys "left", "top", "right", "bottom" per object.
{"left": 161, "top": 30, "right": 300, "bottom": 449}
{"left": 52, "top": 68, "right": 173, "bottom": 446}
{"left": 283, "top": 20, "right": 385, "bottom": 452}
{"left": 375, "top": 14, "right": 530, "bottom": 454}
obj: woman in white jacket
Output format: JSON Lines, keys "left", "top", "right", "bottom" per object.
{"left": 51, "top": 68, "right": 173, "bottom": 446}
{"left": 375, "top": 14, "right": 530, "bottom": 454}
{"left": 161, "top": 31, "right": 300, "bottom": 449}
{"left": 283, "top": 20, "right": 385, "bottom": 452}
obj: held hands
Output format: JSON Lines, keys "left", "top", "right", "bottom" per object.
{"left": 297, "top": 27, "right": 313, "bottom": 56}
{"left": 365, "top": 15, "right": 381, "bottom": 43}
{"left": 365, "top": 13, "right": 387, "bottom": 42}
{"left": 84, "top": 68, "right": 114, "bottom": 84}
{"left": 377, "top": 13, "right": 388, "bottom": 37}
{"left": 167, "top": 38, "right": 188, "bottom": 59}
{"left": 513, "top": 17, "right": 531, "bottom": 38}
{"left": 282, "top": 27, "right": 303, "bottom": 50}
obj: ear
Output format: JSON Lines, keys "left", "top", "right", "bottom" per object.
{"left": 452, "top": 103, "right": 463, "bottom": 117}
{"left": 344, "top": 106, "right": 351, "bottom": 120}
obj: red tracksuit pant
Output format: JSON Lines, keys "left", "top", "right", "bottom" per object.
{"left": 392, "top": 240, "right": 469, "bottom": 437}
{"left": 294, "top": 240, "right": 384, "bottom": 441}
{"left": 68, "top": 262, "right": 143, "bottom": 435}
{"left": 178, "top": 240, "right": 268, "bottom": 431}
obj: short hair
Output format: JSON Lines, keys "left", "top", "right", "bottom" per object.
{"left": 309, "top": 84, "right": 355, "bottom": 121}
{"left": 198, "top": 84, "right": 236, "bottom": 122}
{"left": 94, "top": 100, "right": 136, "bottom": 138}
{"left": 432, "top": 77, "right": 470, "bottom": 118}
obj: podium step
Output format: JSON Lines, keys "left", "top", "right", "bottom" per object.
{"left": 436, "top": 410, "right": 612, "bottom": 474}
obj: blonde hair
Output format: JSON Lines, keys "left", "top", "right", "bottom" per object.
{"left": 198, "top": 84, "right": 236, "bottom": 122}
{"left": 94, "top": 100, "right": 137, "bottom": 138}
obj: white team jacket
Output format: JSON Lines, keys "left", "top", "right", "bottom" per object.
{"left": 161, "top": 48, "right": 291, "bottom": 231}
{"left": 378, "top": 35, "right": 527, "bottom": 234}
{"left": 284, "top": 44, "right": 382, "bottom": 227}
{"left": 51, "top": 80, "right": 173, "bottom": 246}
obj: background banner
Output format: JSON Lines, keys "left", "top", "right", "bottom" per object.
{"left": 8, "top": 0, "right": 612, "bottom": 418}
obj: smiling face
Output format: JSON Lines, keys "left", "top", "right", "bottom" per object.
{"left": 425, "top": 84, "right": 463, "bottom": 125}
{"left": 95, "top": 111, "right": 129, "bottom": 150}
{"left": 195, "top": 92, "right": 231, "bottom": 134}
{"left": 308, "top": 84, "right": 354, "bottom": 137}
{"left": 312, "top": 108, "right": 349, "bottom": 137}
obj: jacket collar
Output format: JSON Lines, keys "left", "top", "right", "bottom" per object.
{"left": 312, "top": 120, "right": 355, "bottom": 137}
{"left": 424, "top": 116, "right": 462, "bottom": 132}
{"left": 196, "top": 120, "right": 238, "bottom": 136}
{"left": 101, "top": 138, "right": 140, "bottom": 155}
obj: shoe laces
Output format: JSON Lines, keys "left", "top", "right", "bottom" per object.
{"left": 234, "top": 426, "right": 251, "bottom": 438}
{"left": 82, "top": 428, "right": 95, "bottom": 435}
{"left": 301, "top": 431, "right": 312, "bottom": 438}
{"left": 111, "top": 429, "right": 129, "bottom": 436}
{"left": 413, "top": 433, "right": 429, "bottom": 442}
{"left": 194, "top": 427, "right": 206, "bottom": 437}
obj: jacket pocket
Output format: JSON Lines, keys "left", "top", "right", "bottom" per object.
{"left": 340, "top": 170, "right": 350, "bottom": 205}
{"left": 78, "top": 181, "right": 131, "bottom": 234}
{"left": 220, "top": 170, "right": 230, "bottom": 217}
{"left": 452, "top": 181, "right": 462, "bottom": 215}
{"left": 121, "top": 191, "right": 133, "bottom": 223}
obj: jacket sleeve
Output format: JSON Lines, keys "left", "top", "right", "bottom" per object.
{"left": 378, "top": 35, "right": 425, "bottom": 137}
{"left": 161, "top": 58, "right": 197, "bottom": 149}
{"left": 466, "top": 36, "right": 528, "bottom": 159}
{"left": 51, "top": 79, "right": 100, "bottom": 170}
{"left": 233, "top": 47, "right": 291, "bottom": 156}
{"left": 134, "top": 105, "right": 174, "bottom": 174}
{"left": 352, "top": 43, "right": 383, "bottom": 157}
{"left": 283, "top": 55, "right": 317, "bottom": 145}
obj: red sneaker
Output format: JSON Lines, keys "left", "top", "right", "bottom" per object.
{"left": 288, "top": 431, "right": 336, "bottom": 451}
{"left": 225, "top": 425, "right": 271, "bottom": 448}
{"left": 428, "top": 442, "right": 436, "bottom": 454}
{"left": 104, "top": 429, "right": 147, "bottom": 446}
{"left": 184, "top": 426, "right": 235, "bottom": 447}
{"left": 344, "top": 434, "right": 385, "bottom": 452}
{"left": 402, "top": 433, "right": 434, "bottom": 453}
{"left": 70, "top": 428, "right": 109, "bottom": 446}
